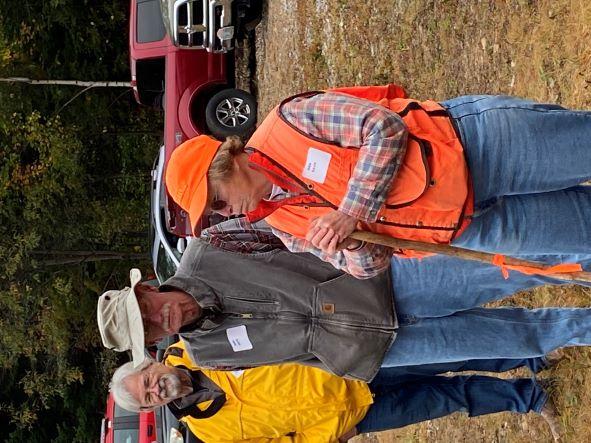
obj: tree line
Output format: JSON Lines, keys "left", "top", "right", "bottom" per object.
{"left": 0, "top": 1, "right": 162, "bottom": 441}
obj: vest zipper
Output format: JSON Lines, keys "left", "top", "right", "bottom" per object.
{"left": 319, "top": 317, "right": 397, "bottom": 334}
{"left": 236, "top": 313, "right": 253, "bottom": 319}
{"left": 375, "top": 220, "right": 457, "bottom": 231}
{"left": 228, "top": 312, "right": 305, "bottom": 321}
{"left": 294, "top": 201, "right": 330, "bottom": 207}
{"left": 229, "top": 311, "right": 395, "bottom": 333}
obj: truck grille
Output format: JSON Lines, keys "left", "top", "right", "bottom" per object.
{"left": 172, "top": 0, "right": 234, "bottom": 52}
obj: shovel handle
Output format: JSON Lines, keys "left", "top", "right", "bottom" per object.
{"left": 349, "top": 231, "right": 591, "bottom": 283}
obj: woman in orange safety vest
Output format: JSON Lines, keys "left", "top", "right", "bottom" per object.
{"left": 166, "top": 85, "right": 591, "bottom": 280}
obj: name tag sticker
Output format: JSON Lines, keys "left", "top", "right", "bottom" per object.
{"left": 231, "top": 370, "right": 245, "bottom": 378}
{"left": 226, "top": 325, "right": 253, "bottom": 352}
{"left": 302, "top": 147, "right": 331, "bottom": 184}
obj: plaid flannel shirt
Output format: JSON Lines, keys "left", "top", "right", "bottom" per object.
{"left": 201, "top": 217, "right": 394, "bottom": 279}
{"left": 201, "top": 217, "right": 285, "bottom": 253}
{"left": 283, "top": 92, "right": 408, "bottom": 222}
{"left": 273, "top": 92, "right": 407, "bottom": 278}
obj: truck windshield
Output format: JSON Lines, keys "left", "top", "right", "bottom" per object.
{"left": 137, "top": 0, "right": 166, "bottom": 43}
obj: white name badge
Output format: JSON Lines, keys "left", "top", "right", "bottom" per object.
{"left": 226, "top": 325, "right": 253, "bottom": 352}
{"left": 302, "top": 147, "right": 332, "bottom": 184}
{"left": 231, "top": 370, "right": 245, "bottom": 378}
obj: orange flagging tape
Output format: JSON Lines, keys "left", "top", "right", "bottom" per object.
{"left": 492, "top": 254, "right": 583, "bottom": 279}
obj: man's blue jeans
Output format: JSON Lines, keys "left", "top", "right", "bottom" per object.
{"left": 382, "top": 256, "right": 591, "bottom": 366}
{"left": 374, "top": 356, "right": 552, "bottom": 379}
{"left": 357, "top": 358, "right": 547, "bottom": 432}
{"left": 441, "top": 95, "right": 591, "bottom": 257}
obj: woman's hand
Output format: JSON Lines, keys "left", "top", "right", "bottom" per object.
{"left": 306, "top": 210, "right": 359, "bottom": 254}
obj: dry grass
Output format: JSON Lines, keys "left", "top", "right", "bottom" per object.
{"left": 250, "top": 0, "right": 591, "bottom": 441}
{"left": 254, "top": 0, "right": 591, "bottom": 113}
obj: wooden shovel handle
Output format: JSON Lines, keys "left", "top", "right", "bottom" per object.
{"left": 349, "top": 231, "right": 591, "bottom": 283}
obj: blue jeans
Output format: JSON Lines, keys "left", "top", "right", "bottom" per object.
{"left": 380, "top": 357, "right": 551, "bottom": 379}
{"left": 441, "top": 95, "right": 591, "bottom": 257}
{"left": 357, "top": 361, "right": 547, "bottom": 432}
{"left": 391, "top": 254, "right": 591, "bottom": 317}
{"left": 383, "top": 259, "right": 591, "bottom": 366}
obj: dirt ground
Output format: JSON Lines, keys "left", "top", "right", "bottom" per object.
{"left": 239, "top": 0, "right": 591, "bottom": 442}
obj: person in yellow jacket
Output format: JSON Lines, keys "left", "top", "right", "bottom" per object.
{"left": 109, "top": 341, "right": 562, "bottom": 442}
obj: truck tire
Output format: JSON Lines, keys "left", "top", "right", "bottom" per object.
{"left": 205, "top": 88, "right": 257, "bottom": 139}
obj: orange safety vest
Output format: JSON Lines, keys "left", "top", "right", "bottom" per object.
{"left": 246, "top": 84, "right": 474, "bottom": 248}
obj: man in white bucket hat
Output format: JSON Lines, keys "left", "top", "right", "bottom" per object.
{"left": 96, "top": 226, "right": 591, "bottom": 382}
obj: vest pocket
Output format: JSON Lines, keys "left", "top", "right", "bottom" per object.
{"left": 314, "top": 273, "right": 397, "bottom": 328}
{"left": 223, "top": 295, "right": 280, "bottom": 313}
{"left": 385, "top": 135, "right": 431, "bottom": 209}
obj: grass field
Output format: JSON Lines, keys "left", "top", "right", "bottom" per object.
{"left": 250, "top": 1, "right": 591, "bottom": 441}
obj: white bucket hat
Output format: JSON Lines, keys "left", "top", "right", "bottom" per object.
{"left": 97, "top": 268, "right": 145, "bottom": 367}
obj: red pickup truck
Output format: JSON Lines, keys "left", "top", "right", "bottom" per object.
{"left": 130, "top": 0, "right": 259, "bottom": 235}
{"left": 100, "top": 393, "right": 157, "bottom": 443}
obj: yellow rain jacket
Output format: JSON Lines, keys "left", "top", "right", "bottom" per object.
{"left": 164, "top": 341, "right": 373, "bottom": 442}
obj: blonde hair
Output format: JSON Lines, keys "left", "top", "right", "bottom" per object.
{"left": 207, "top": 136, "right": 245, "bottom": 182}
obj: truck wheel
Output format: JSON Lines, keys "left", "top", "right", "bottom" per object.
{"left": 205, "top": 89, "right": 257, "bottom": 139}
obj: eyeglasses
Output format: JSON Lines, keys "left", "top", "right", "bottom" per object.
{"left": 210, "top": 195, "right": 228, "bottom": 212}
{"left": 209, "top": 186, "right": 229, "bottom": 212}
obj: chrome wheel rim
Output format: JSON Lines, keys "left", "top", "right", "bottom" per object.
{"left": 215, "top": 97, "right": 251, "bottom": 127}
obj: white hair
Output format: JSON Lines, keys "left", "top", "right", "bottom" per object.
{"left": 109, "top": 358, "right": 153, "bottom": 413}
